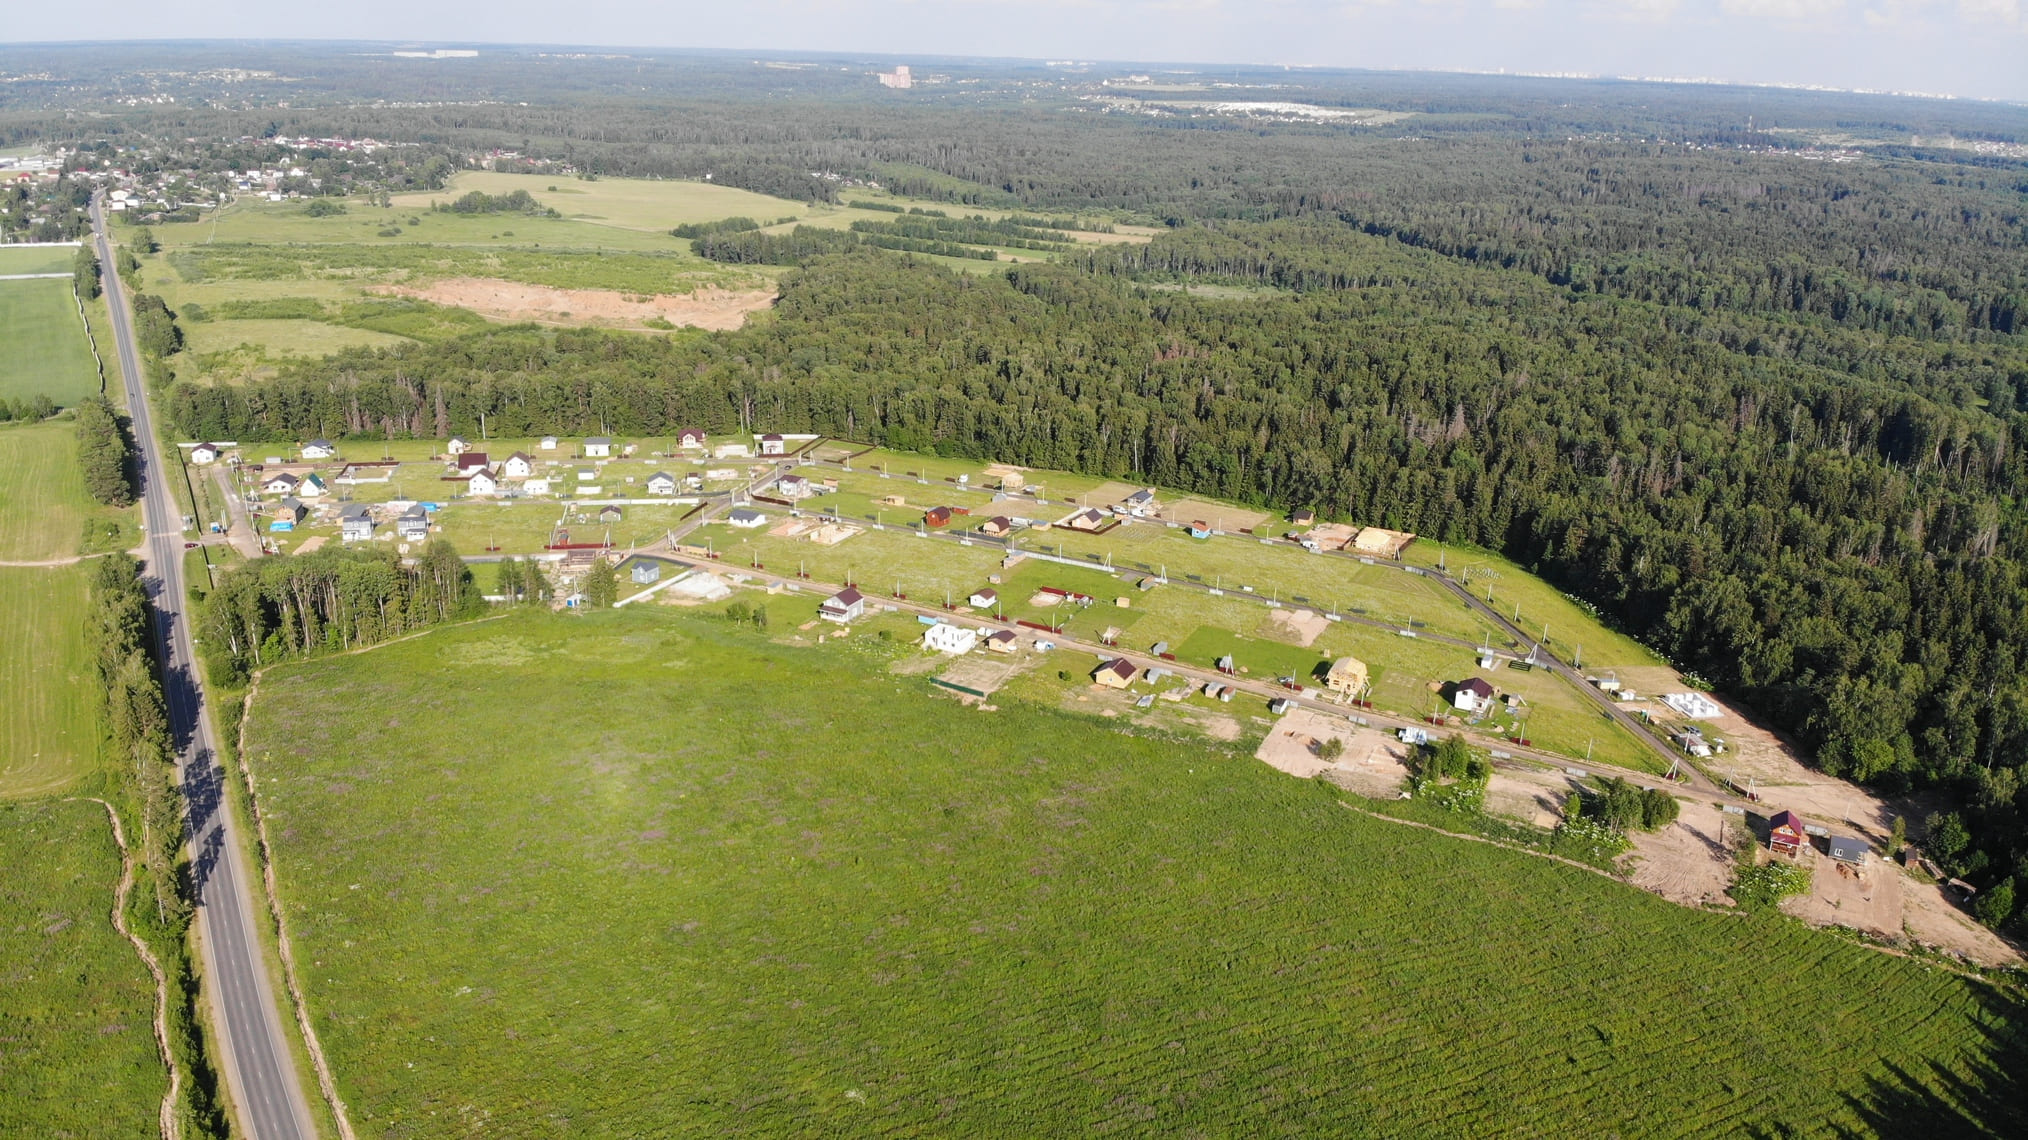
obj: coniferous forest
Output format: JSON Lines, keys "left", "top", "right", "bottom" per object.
{"left": 12, "top": 42, "right": 2026, "bottom": 927}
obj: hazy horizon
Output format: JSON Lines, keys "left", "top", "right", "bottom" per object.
{"left": 4, "top": 0, "right": 2024, "bottom": 103}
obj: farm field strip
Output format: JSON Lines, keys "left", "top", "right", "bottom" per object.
{"left": 0, "top": 245, "right": 79, "bottom": 275}
{"left": 240, "top": 608, "right": 2025, "bottom": 1138}
{"left": 0, "top": 566, "right": 103, "bottom": 799}
{"left": 0, "top": 420, "right": 129, "bottom": 561}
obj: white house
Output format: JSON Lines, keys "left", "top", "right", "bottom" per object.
{"left": 467, "top": 468, "right": 501, "bottom": 496}
{"left": 396, "top": 505, "right": 429, "bottom": 541}
{"left": 759, "top": 433, "right": 787, "bottom": 456}
{"left": 727, "top": 507, "right": 766, "bottom": 529}
{"left": 189, "top": 442, "right": 221, "bottom": 465}
{"left": 1121, "top": 488, "right": 1157, "bottom": 517}
{"left": 583, "top": 437, "right": 613, "bottom": 458}
{"left": 1451, "top": 677, "right": 1495, "bottom": 713}
{"left": 261, "top": 472, "right": 299, "bottom": 495}
{"left": 969, "top": 588, "right": 999, "bottom": 609}
{"left": 523, "top": 478, "right": 552, "bottom": 496}
{"left": 777, "top": 474, "right": 815, "bottom": 500}
{"left": 301, "top": 438, "right": 336, "bottom": 460}
{"left": 922, "top": 624, "right": 978, "bottom": 654}
{"left": 339, "top": 503, "right": 374, "bottom": 541}
{"left": 503, "top": 452, "right": 536, "bottom": 478}
{"left": 646, "top": 472, "right": 678, "bottom": 496}
{"left": 447, "top": 436, "right": 471, "bottom": 455}
{"left": 676, "top": 428, "right": 708, "bottom": 449}
{"left": 538, "top": 435, "right": 560, "bottom": 451}
{"left": 820, "top": 586, "right": 866, "bottom": 623}
{"left": 297, "top": 473, "right": 328, "bottom": 499}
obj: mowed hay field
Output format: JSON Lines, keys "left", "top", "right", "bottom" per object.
{"left": 0, "top": 420, "right": 130, "bottom": 561}
{"left": 0, "top": 277, "right": 101, "bottom": 406}
{"left": 392, "top": 171, "right": 810, "bottom": 232}
{"left": 0, "top": 566, "right": 103, "bottom": 798}
{"left": 0, "top": 244, "right": 78, "bottom": 275}
{"left": 244, "top": 608, "right": 2026, "bottom": 1138}
{"left": 0, "top": 798, "right": 166, "bottom": 1139}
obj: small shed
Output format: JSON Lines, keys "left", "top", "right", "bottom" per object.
{"left": 626, "top": 558, "right": 662, "bottom": 585}
{"left": 538, "top": 435, "right": 560, "bottom": 451}
{"left": 1187, "top": 520, "right": 1212, "bottom": 539}
{"left": 598, "top": 504, "right": 624, "bottom": 523}
{"left": 924, "top": 506, "right": 953, "bottom": 529}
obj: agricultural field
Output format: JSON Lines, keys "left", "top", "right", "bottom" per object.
{"left": 391, "top": 172, "right": 812, "bottom": 233}
{"left": 243, "top": 607, "right": 2024, "bottom": 1137}
{"left": 0, "top": 566, "right": 104, "bottom": 798}
{"left": 0, "top": 244, "right": 78, "bottom": 275}
{"left": 0, "top": 277, "right": 102, "bottom": 406}
{"left": 0, "top": 420, "right": 134, "bottom": 561}
{"left": 0, "top": 798, "right": 165, "bottom": 1139}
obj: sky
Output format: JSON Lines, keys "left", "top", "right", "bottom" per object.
{"left": 10, "top": 0, "right": 2027, "bottom": 102}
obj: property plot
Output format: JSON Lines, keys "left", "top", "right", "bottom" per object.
{"left": 0, "top": 566, "right": 102, "bottom": 798}
{"left": 374, "top": 278, "right": 776, "bottom": 331}
{"left": 390, "top": 172, "right": 807, "bottom": 233}
{"left": 0, "top": 798, "right": 166, "bottom": 1139}
{"left": 241, "top": 607, "right": 2027, "bottom": 1137}
{"left": 0, "top": 278, "right": 100, "bottom": 407}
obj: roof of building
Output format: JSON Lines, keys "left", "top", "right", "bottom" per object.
{"left": 988, "top": 629, "right": 1017, "bottom": 643}
{"left": 585, "top": 436, "right": 612, "bottom": 445}
{"left": 1828, "top": 836, "right": 1869, "bottom": 862}
{"left": 762, "top": 432, "right": 784, "bottom": 440}
{"left": 1770, "top": 810, "right": 1808, "bottom": 835}
{"left": 1457, "top": 677, "right": 1495, "bottom": 697}
{"left": 399, "top": 504, "right": 427, "bottom": 520}
{"left": 266, "top": 471, "right": 298, "bottom": 486}
{"left": 826, "top": 586, "right": 865, "bottom": 608}
{"left": 729, "top": 507, "right": 764, "bottom": 523}
{"left": 339, "top": 503, "right": 371, "bottom": 519}
{"left": 679, "top": 427, "right": 706, "bottom": 439}
{"left": 277, "top": 496, "right": 302, "bottom": 512}
{"left": 1125, "top": 488, "right": 1154, "bottom": 503}
{"left": 306, "top": 438, "right": 333, "bottom": 449}
{"left": 1098, "top": 657, "right": 1137, "bottom": 681}
{"left": 973, "top": 588, "right": 997, "bottom": 601}
{"left": 507, "top": 450, "right": 533, "bottom": 463}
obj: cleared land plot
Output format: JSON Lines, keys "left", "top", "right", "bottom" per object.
{"left": 1418, "top": 542, "right": 1666, "bottom": 669}
{"left": 392, "top": 172, "right": 809, "bottom": 233}
{"left": 180, "top": 317, "right": 414, "bottom": 359}
{"left": 0, "top": 420, "right": 133, "bottom": 561}
{"left": 0, "top": 798, "right": 164, "bottom": 1139}
{"left": 0, "top": 277, "right": 101, "bottom": 406}
{"left": 243, "top": 608, "right": 2026, "bottom": 1137}
{"left": 375, "top": 277, "right": 774, "bottom": 331}
{"left": 0, "top": 245, "right": 78, "bottom": 275}
{"left": 0, "top": 566, "right": 103, "bottom": 798}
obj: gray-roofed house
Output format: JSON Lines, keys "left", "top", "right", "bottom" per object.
{"left": 261, "top": 471, "right": 300, "bottom": 496}
{"left": 1828, "top": 836, "right": 1870, "bottom": 865}
{"left": 728, "top": 507, "right": 766, "bottom": 529}
{"left": 583, "top": 436, "right": 613, "bottom": 457}
{"left": 396, "top": 505, "right": 429, "bottom": 541}
{"left": 301, "top": 438, "right": 336, "bottom": 459}
{"left": 626, "top": 557, "right": 663, "bottom": 585}
{"left": 339, "top": 503, "right": 374, "bottom": 542}
{"left": 646, "top": 472, "right": 678, "bottom": 496}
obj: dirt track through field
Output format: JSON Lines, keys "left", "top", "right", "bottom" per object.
{"left": 376, "top": 278, "right": 776, "bottom": 330}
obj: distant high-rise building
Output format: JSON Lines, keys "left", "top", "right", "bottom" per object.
{"left": 878, "top": 65, "right": 913, "bottom": 90}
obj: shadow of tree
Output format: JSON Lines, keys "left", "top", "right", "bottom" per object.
{"left": 1839, "top": 987, "right": 2027, "bottom": 1138}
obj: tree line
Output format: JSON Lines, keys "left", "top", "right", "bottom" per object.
{"left": 73, "top": 395, "right": 135, "bottom": 507}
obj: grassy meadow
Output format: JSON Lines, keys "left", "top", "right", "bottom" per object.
{"left": 242, "top": 606, "right": 2025, "bottom": 1138}
{"left": 0, "top": 244, "right": 79, "bottom": 275}
{"left": 0, "top": 420, "right": 136, "bottom": 561}
{"left": 0, "top": 565, "right": 104, "bottom": 798}
{"left": 0, "top": 277, "right": 101, "bottom": 407}
{"left": 0, "top": 798, "right": 166, "bottom": 1140}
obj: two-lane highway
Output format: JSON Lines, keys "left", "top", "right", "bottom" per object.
{"left": 91, "top": 197, "right": 318, "bottom": 1140}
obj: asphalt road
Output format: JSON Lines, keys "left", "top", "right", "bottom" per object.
{"left": 91, "top": 198, "right": 318, "bottom": 1140}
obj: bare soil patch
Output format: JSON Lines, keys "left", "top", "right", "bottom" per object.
{"left": 1159, "top": 498, "right": 1270, "bottom": 532}
{"left": 1626, "top": 802, "right": 1736, "bottom": 907}
{"left": 1901, "top": 878, "right": 2022, "bottom": 966}
{"left": 1257, "top": 709, "right": 1407, "bottom": 793}
{"left": 376, "top": 278, "right": 776, "bottom": 331}
{"left": 1782, "top": 850, "right": 1904, "bottom": 942}
{"left": 1267, "top": 607, "right": 1329, "bottom": 648}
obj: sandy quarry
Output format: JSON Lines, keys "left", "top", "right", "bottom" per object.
{"left": 375, "top": 278, "right": 777, "bottom": 331}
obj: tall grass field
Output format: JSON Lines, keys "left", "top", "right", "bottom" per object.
{"left": 242, "top": 607, "right": 2025, "bottom": 1138}
{"left": 0, "top": 565, "right": 105, "bottom": 798}
{"left": 0, "top": 798, "right": 166, "bottom": 1139}
{"left": 0, "top": 278, "right": 101, "bottom": 406}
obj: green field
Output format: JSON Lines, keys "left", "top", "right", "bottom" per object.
{"left": 0, "top": 420, "right": 136, "bottom": 561}
{"left": 0, "top": 244, "right": 79, "bottom": 275}
{"left": 391, "top": 172, "right": 810, "bottom": 232}
{"left": 0, "top": 798, "right": 165, "bottom": 1139}
{"left": 0, "top": 566, "right": 103, "bottom": 798}
{"left": 0, "top": 277, "right": 101, "bottom": 406}
{"left": 242, "top": 607, "right": 2024, "bottom": 1137}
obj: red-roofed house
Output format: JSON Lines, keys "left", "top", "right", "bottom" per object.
{"left": 820, "top": 586, "right": 866, "bottom": 623}
{"left": 1768, "top": 810, "right": 1810, "bottom": 856}
{"left": 1093, "top": 658, "right": 1138, "bottom": 689}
